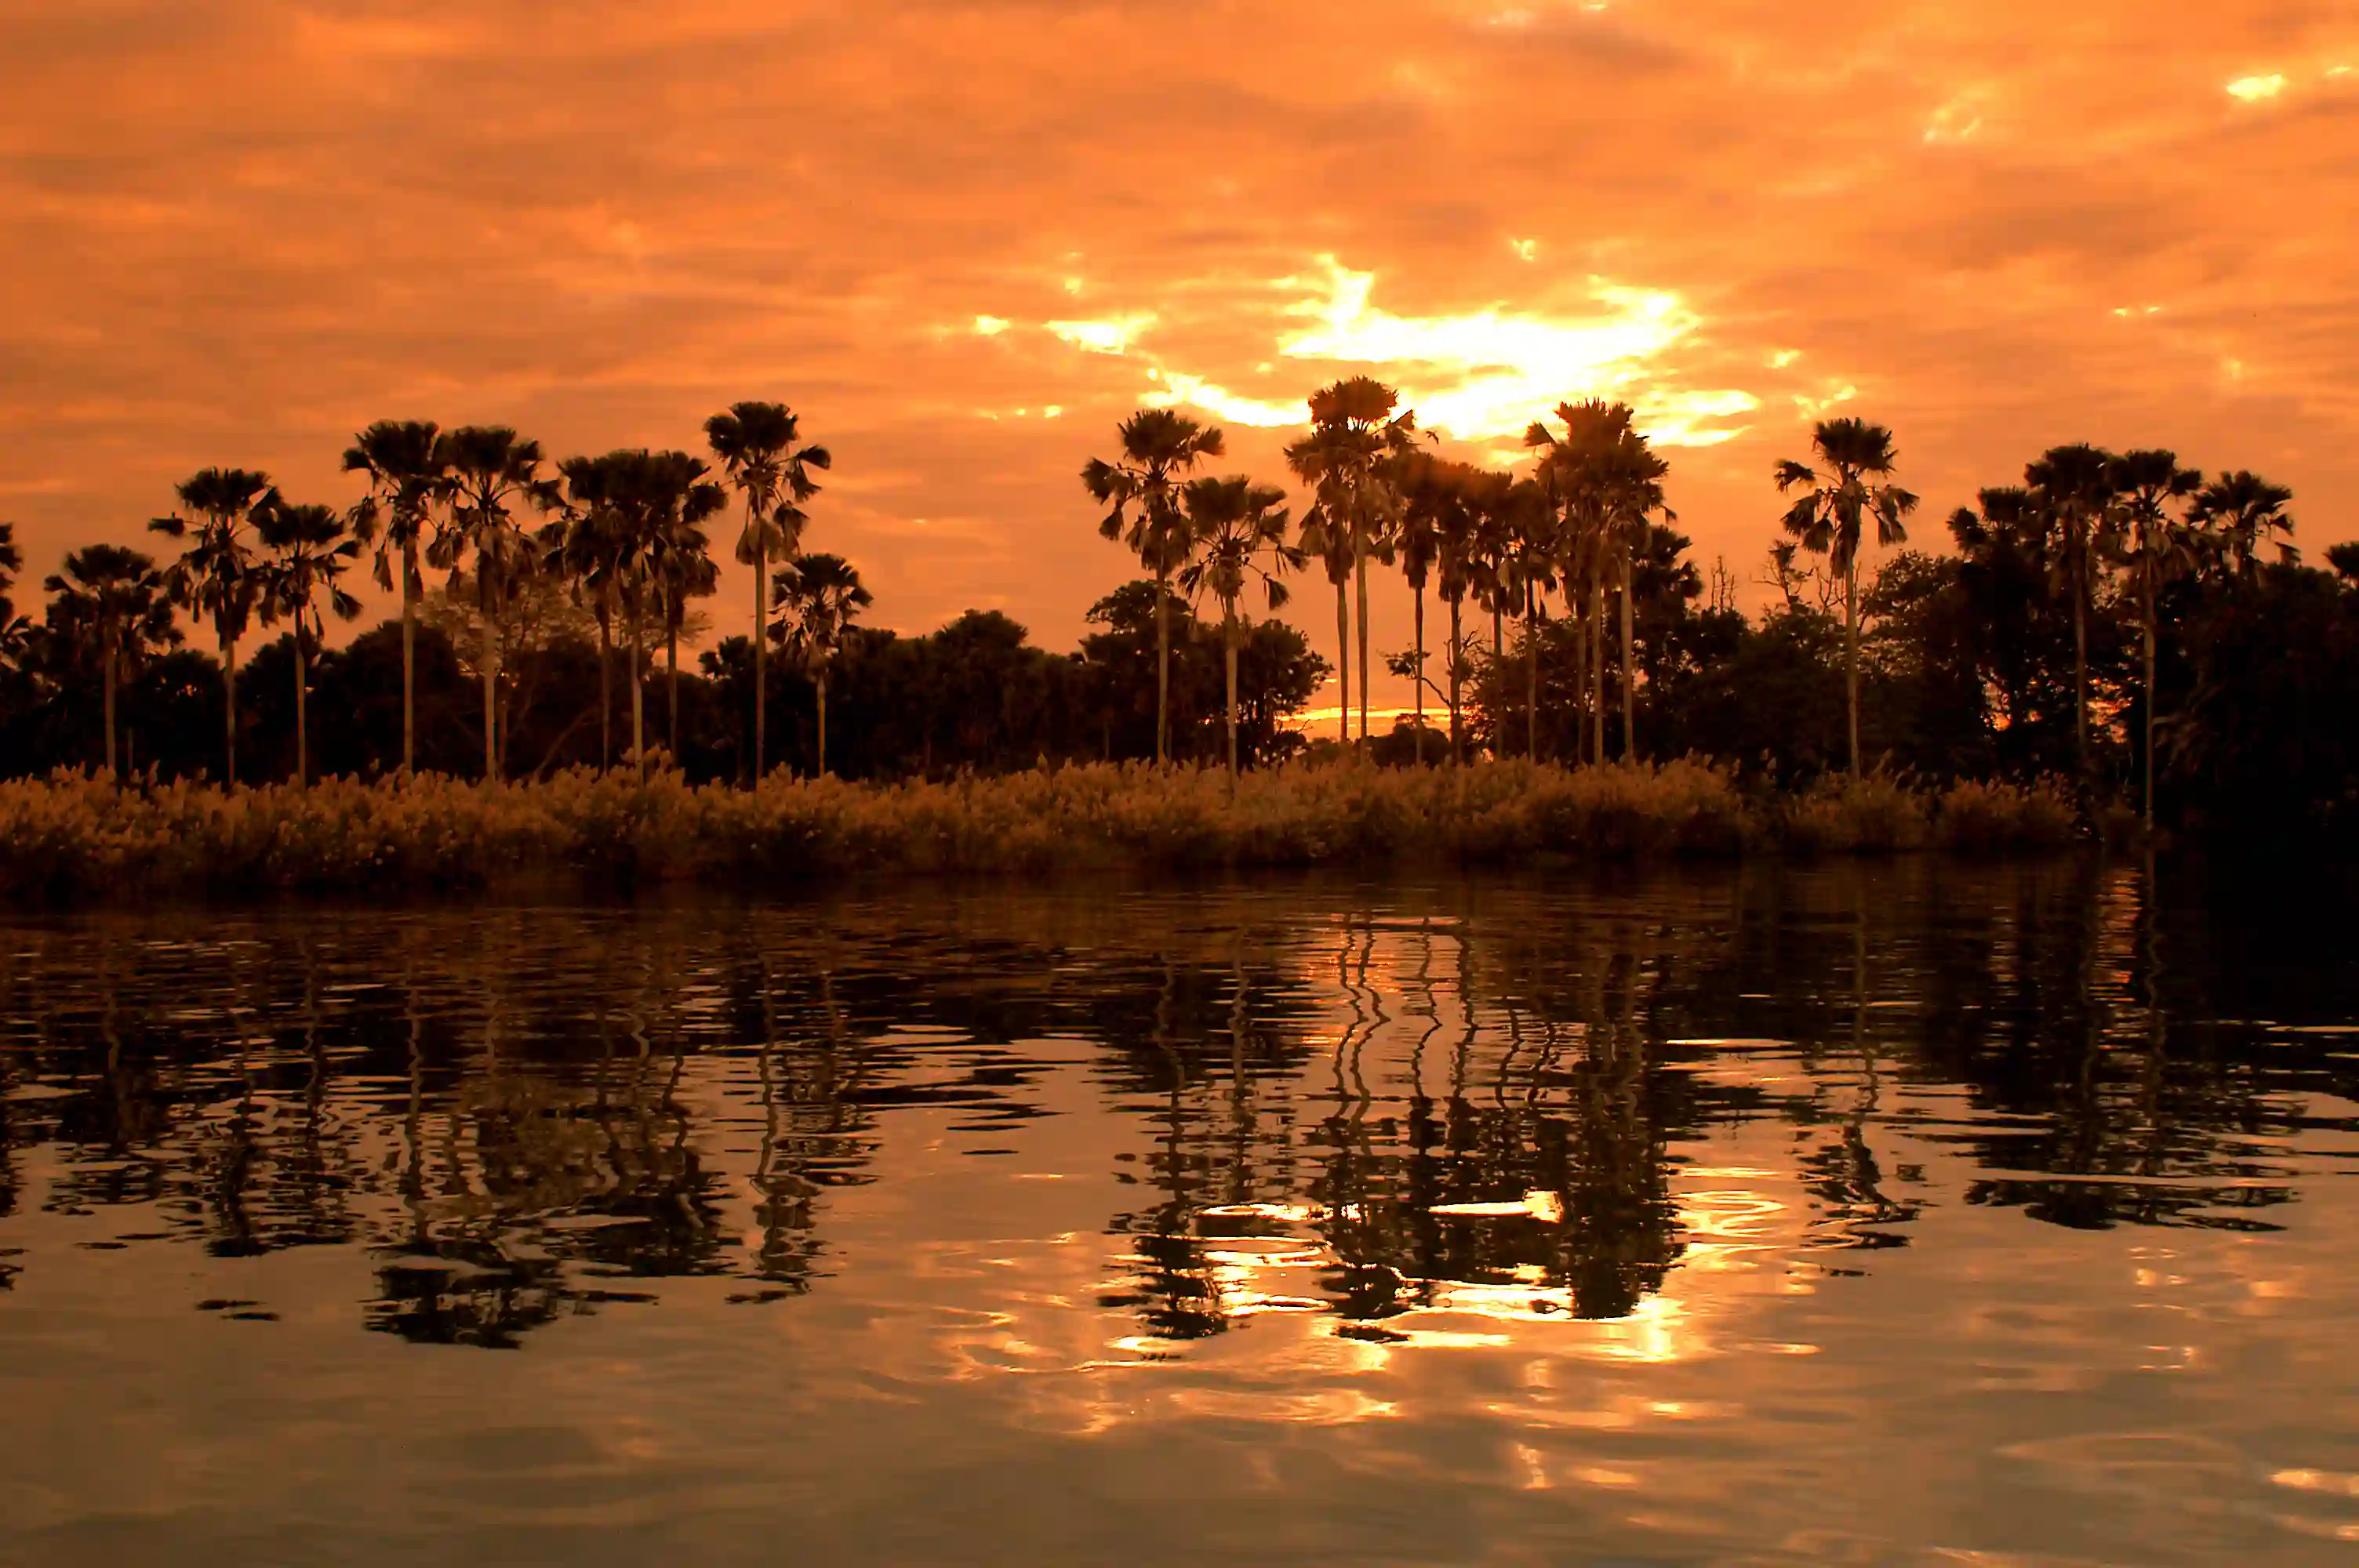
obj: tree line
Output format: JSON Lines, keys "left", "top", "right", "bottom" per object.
{"left": 1, "top": 379, "right": 2348, "bottom": 838}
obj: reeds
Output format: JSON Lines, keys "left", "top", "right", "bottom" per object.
{"left": 0, "top": 759, "right": 2087, "bottom": 900}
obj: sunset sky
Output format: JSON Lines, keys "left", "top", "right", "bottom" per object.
{"left": 4, "top": 0, "right": 2354, "bottom": 707}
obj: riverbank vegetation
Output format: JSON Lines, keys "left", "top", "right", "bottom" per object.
{"left": 0, "top": 760, "right": 2088, "bottom": 900}
{"left": 0, "top": 380, "right": 2349, "bottom": 883}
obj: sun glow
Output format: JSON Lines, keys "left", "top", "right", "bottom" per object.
{"left": 2226, "top": 73, "right": 2287, "bottom": 101}
{"left": 1140, "top": 257, "right": 1757, "bottom": 447}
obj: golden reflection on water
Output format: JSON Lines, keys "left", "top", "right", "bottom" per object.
{"left": 1, "top": 862, "right": 2357, "bottom": 1563}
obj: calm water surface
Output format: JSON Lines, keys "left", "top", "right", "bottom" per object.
{"left": 2, "top": 865, "right": 2356, "bottom": 1565}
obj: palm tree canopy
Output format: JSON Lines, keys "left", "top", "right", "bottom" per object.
{"left": 769, "top": 550, "right": 871, "bottom": 666}
{"left": 2190, "top": 469, "right": 2297, "bottom": 573}
{"left": 429, "top": 427, "right": 558, "bottom": 604}
{"left": 343, "top": 419, "right": 444, "bottom": 594}
{"left": 42, "top": 544, "right": 178, "bottom": 668}
{"left": 1176, "top": 475, "right": 1299, "bottom": 615}
{"left": 1082, "top": 408, "right": 1226, "bottom": 576}
{"left": 148, "top": 466, "right": 274, "bottom": 640}
{"left": 257, "top": 500, "right": 365, "bottom": 639}
{"left": 0, "top": 520, "right": 19, "bottom": 626}
{"left": 707, "top": 400, "right": 831, "bottom": 565}
{"left": 1773, "top": 418, "right": 1917, "bottom": 574}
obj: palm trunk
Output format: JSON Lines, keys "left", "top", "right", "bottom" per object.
{"left": 2073, "top": 565, "right": 2090, "bottom": 781}
{"left": 1619, "top": 546, "right": 1635, "bottom": 761}
{"left": 400, "top": 541, "right": 417, "bottom": 776}
{"left": 221, "top": 628, "right": 238, "bottom": 789}
{"left": 1334, "top": 579, "right": 1350, "bottom": 746}
{"left": 752, "top": 543, "right": 769, "bottom": 785}
{"left": 1525, "top": 583, "right": 1539, "bottom": 760}
{"left": 482, "top": 615, "right": 500, "bottom": 784}
{"left": 1589, "top": 567, "right": 1605, "bottom": 765}
{"left": 815, "top": 670, "right": 829, "bottom": 777}
{"left": 1572, "top": 565, "right": 1589, "bottom": 762}
{"left": 1223, "top": 604, "right": 1240, "bottom": 781}
{"left": 103, "top": 641, "right": 119, "bottom": 781}
{"left": 1411, "top": 585, "right": 1427, "bottom": 764}
{"left": 1154, "top": 564, "right": 1170, "bottom": 764}
{"left": 597, "top": 611, "right": 612, "bottom": 771}
{"left": 629, "top": 610, "right": 646, "bottom": 782}
{"left": 1354, "top": 534, "right": 1370, "bottom": 743}
{"left": 293, "top": 630, "right": 309, "bottom": 788}
{"left": 667, "top": 615, "right": 680, "bottom": 766}
{"left": 1845, "top": 559, "right": 1861, "bottom": 777}
{"left": 1447, "top": 595, "right": 1464, "bottom": 764}
{"left": 2143, "top": 574, "right": 2157, "bottom": 831}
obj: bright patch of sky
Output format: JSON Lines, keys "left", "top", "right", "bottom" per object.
{"left": 2226, "top": 73, "right": 2286, "bottom": 101}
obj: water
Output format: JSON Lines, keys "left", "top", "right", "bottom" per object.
{"left": 2, "top": 865, "right": 2355, "bottom": 1565}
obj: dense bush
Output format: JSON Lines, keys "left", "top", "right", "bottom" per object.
{"left": 0, "top": 758, "right": 2092, "bottom": 902}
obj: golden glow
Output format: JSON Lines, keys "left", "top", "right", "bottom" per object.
{"left": 2226, "top": 73, "right": 2287, "bottom": 101}
{"left": 1048, "top": 314, "right": 1156, "bottom": 354}
{"left": 973, "top": 314, "right": 1011, "bottom": 336}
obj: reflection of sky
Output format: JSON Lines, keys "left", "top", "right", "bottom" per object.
{"left": 5, "top": 0, "right": 2357, "bottom": 716}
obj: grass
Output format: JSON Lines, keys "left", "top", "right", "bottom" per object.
{"left": 0, "top": 759, "right": 2088, "bottom": 901}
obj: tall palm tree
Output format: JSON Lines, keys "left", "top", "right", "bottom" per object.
{"left": 1285, "top": 378, "right": 1418, "bottom": 742}
{"left": 649, "top": 452, "right": 727, "bottom": 763}
{"left": 771, "top": 552, "right": 870, "bottom": 776}
{"left": 2024, "top": 443, "right": 2117, "bottom": 781}
{"left": 549, "top": 453, "right": 631, "bottom": 771}
{"left": 1601, "top": 426, "right": 1671, "bottom": 761}
{"left": 429, "top": 426, "right": 558, "bottom": 783}
{"left": 1176, "top": 475, "right": 1299, "bottom": 778}
{"left": 1774, "top": 418, "right": 1918, "bottom": 776}
{"left": 1084, "top": 408, "right": 1224, "bottom": 763}
{"left": 1434, "top": 466, "right": 1493, "bottom": 762}
{"left": 42, "top": 544, "right": 176, "bottom": 779}
{"left": 706, "top": 401, "right": 831, "bottom": 783}
{"left": 150, "top": 467, "right": 272, "bottom": 786}
{"left": 2107, "top": 450, "right": 2202, "bottom": 831}
{"left": 1498, "top": 476, "right": 1560, "bottom": 759}
{"left": 256, "top": 501, "right": 364, "bottom": 787}
{"left": 2190, "top": 470, "right": 2296, "bottom": 577}
{"left": 1394, "top": 452, "right": 1461, "bottom": 764}
{"left": 1526, "top": 399, "right": 1634, "bottom": 763}
{"left": 342, "top": 419, "right": 443, "bottom": 776}
{"left": 1297, "top": 496, "right": 1359, "bottom": 746}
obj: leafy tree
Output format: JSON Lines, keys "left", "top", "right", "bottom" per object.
{"left": 42, "top": 544, "right": 176, "bottom": 779}
{"left": 1084, "top": 409, "right": 1224, "bottom": 764}
{"left": 150, "top": 467, "right": 272, "bottom": 785}
{"left": 256, "top": 502, "right": 364, "bottom": 786}
{"left": 771, "top": 552, "right": 870, "bottom": 776}
{"left": 706, "top": 401, "right": 831, "bottom": 782}
{"left": 1176, "top": 475, "right": 1298, "bottom": 778}
{"left": 1775, "top": 418, "right": 1918, "bottom": 775}
{"left": 343, "top": 419, "right": 444, "bottom": 775}
{"left": 430, "top": 427, "right": 558, "bottom": 782}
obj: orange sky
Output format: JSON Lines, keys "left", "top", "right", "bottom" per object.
{"left": 4, "top": 0, "right": 2354, "bottom": 707}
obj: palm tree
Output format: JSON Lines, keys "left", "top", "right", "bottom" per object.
{"left": 42, "top": 544, "right": 176, "bottom": 779}
{"left": 1601, "top": 426, "right": 1671, "bottom": 761}
{"left": 1774, "top": 419, "right": 1918, "bottom": 776}
{"left": 2190, "top": 470, "right": 2296, "bottom": 577}
{"left": 256, "top": 501, "right": 364, "bottom": 787}
{"left": 1434, "top": 466, "right": 1494, "bottom": 762}
{"left": 1394, "top": 452, "right": 1461, "bottom": 764}
{"left": 1296, "top": 497, "right": 1358, "bottom": 746}
{"left": 706, "top": 401, "right": 831, "bottom": 783}
{"left": 2107, "top": 450, "right": 2201, "bottom": 830}
{"left": 0, "top": 521, "right": 20, "bottom": 639}
{"left": 1497, "top": 476, "right": 1560, "bottom": 758}
{"left": 1176, "top": 475, "right": 1299, "bottom": 778}
{"left": 1526, "top": 400, "right": 1635, "bottom": 763}
{"left": 649, "top": 452, "right": 727, "bottom": 763}
{"left": 429, "top": 427, "right": 558, "bottom": 782}
{"left": 771, "top": 552, "right": 870, "bottom": 776}
{"left": 343, "top": 420, "right": 443, "bottom": 776}
{"left": 2024, "top": 443, "right": 2117, "bottom": 781}
{"left": 150, "top": 466, "right": 272, "bottom": 785}
{"left": 1084, "top": 409, "right": 1225, "bottom": 763}
{"left": 549, "top": 454, "right": 631, "bottom": 770}
{"left": 1285, "top": 378, "right": 1418, "bottom": 743}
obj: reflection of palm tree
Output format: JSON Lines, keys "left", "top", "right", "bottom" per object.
{"left": 150, "top": 466, "right": 272, "bottom": 785}
{"left": 42, "top": 544, "right": 176, "bottom": 779}
{"left": 1776, "top": 419, "right": 1918, "bottom": 775}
